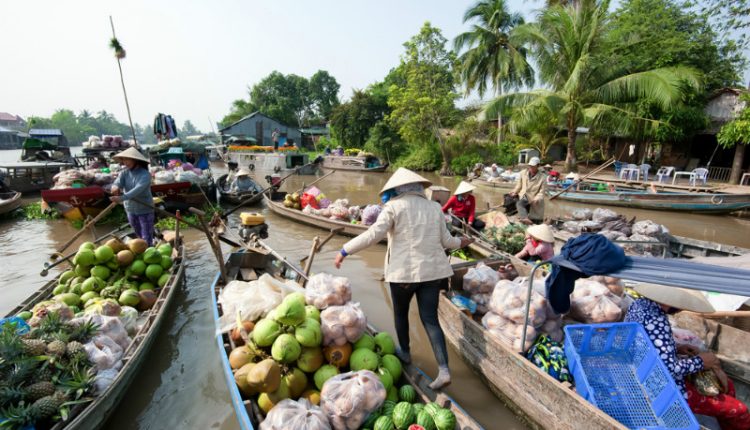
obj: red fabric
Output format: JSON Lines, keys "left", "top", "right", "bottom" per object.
{"left": 442, "top": 194, "right": 476, "bottom": 223}
{"left": 300, "top": 193, "right": 319, "bottom": 209}
{"left": 686, "top": 379, "right": 750, "bottom": 430}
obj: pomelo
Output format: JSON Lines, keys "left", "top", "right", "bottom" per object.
{"left": 94, "top": 245, "right": 114, "bottom": 264}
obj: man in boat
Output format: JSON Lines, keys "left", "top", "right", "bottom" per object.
{"left": 333, "top": 168, "right": 473, "bottom": 390}
{"left": 509, "top": 156, "right": 546, "bottom": 225}
{"left": 110, "top": 147, "right": 155, "bottom": 246}
{"left": 230, "top": 168, "right": 255, "bottom": 192}
{"left": 625, "top": 284, "right": 750, "bottom": 430}
{"left": 442, "top": 181, "right": 485, "bottom": 231}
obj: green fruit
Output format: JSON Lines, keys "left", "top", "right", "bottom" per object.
{"left": 52, "top": 285, "right": 67, "bottom": 295}
{"left": 74, "top": 264, "right": 91, "bottom": 278}
{"left": 297, "top": 346, "right": 324, "bottom": 373}
{"left": 139, "top": 282, "right": 155, "bottom": 291}
{"left": 363, "top": 412, "right": 381, "bottom": 429}
{"left": 399, "top": 385, "right": 417, "bottom": 403}
{"left": 350, "top": 348, "right": 379, "bottom": 371}
{"left": 257, "top": 379, "right": 290, "bottom": 414}
{"left": 69, "top": 306, "right": 80, "bottom": 314}
{"left": 57, "top": 293, "right": 80, "bottom": 307}
{"left": 416, "top": 410, "right": 436, "bottom": 430}
{"left": 271, "top": 334, "right": 301, "bottom": 363}
{"left": 94, "top": 245, "right": 114, "bottom": 263}
{"left": 377, "top": 367, "right": 394, "bottom": 391}
{"left": 274, "top": 294, "right": 306, "bottom": 326}
{"left": 412, "top": 403, "right": 425, "bottom": 417}
{"left": 80, "top": 291, "right": 99, "bottom": 304}
{"left": 432, "top": 409, "right": 456, "bottom": 430}
{"left": 381, "top": 400, "right": 397, "bottom": 417}
{"left": 75, "top": 249, "right": 96, "bottom": 267}
{"left": 106, "top": 260, "right": 119, "bottom": 271}
{"left": 157, "top": 273, "right": 169, "bottom": 288}
{"left": 305, "top": 305, "right": 320, "bottom": 322}
{"left": 386, "top": 385, "right": 399, "bottom": 402}
{"left": 354, "top": 333, "right": 376, "bottom": 351}
{"left": 145, "top": 264, "right": 163, "bottom": 281}
{"left": 375, "top": 332, "right": 396, "bottom": 355}
{"left": 392, "top": 402, "right": 415, "bottom": 430}
{"left": 157, "top": 243, "right": 173, "bottom": 256}
{"left": 142, "top": 248, "right": 162, "bottom": 264}
{"left": 90, "top": 265, "right": 110, "bottom": 281}
{"left": 294, "top": 318, "right": 322, "bottom": 347}
{"left": 374, "top": 415, "right": 394, "bottom": 430}
{"left": 118, "top": 290, "right": 140, "bottom": 307}
{"left": 69, "top": 284, "right": 83, "bottom": 296}
{"left": 79, "top": 242, "right": 96, "bottom": 251}
{"left": 17, "top": 311, "right": 33, "bottom": 321}
{"left": 253, "top": 319, "right": 282, "bottom": 347}
{"left": 59, "top": 270, "right": 76, "bottom": 285}
{"left": 282, "top": 368, "right": 307, "bottom": 398}
{"left": 160, "top": 255, "right": 172, "bottom": 270}
{"left": 424, "top": 403, "right": 441, "bottom": 418}
{"left": 313, "top": 364, "right": 339, "bottom": 390}
{"left": 381, "top": 354, "right": 403, "bottom": 381}
{"left": 80, "top": 278, "right": 96, "bottom": 294}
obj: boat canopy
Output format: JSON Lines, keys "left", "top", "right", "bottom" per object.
{"left": 22, "top": 137, "right": 58, "bottom": 150}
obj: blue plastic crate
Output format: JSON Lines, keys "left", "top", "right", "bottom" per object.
{"left": 563, "top": 322, "right": 698, "bottom": 430}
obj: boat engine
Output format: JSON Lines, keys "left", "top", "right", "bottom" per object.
{"left": 238, "top": 212, "right": 268, "bottom": 240}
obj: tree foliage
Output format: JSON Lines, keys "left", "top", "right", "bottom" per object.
{"left": 26, "top": 109, "right": 155, "bottom": 146}
{"left": 329, "top": 89, "right": 389, "bottom": 148}
{"left": 700, "top": 0, "right": 750, "bottom": 48}
{"left": 717, "top": 94, "right": 750, "bottom": 149}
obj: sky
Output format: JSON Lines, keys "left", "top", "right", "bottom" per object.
{"left": 0, "top": 0, "right": 747, "bottom": 136}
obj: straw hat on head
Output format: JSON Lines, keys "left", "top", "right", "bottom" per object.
{"left": 454, "top": 181, "right": 476, "bottom": 195}
{"left": 526, "top": 224, "right": 554, "bottom": 243}
{"left": 566, "top": 173, "right": 580, "bottom": 181}
{"left": 631, "top": 283, "right": 714, "bottom": 313}
{"left": 528, "top": 157, "right": 541, "bottom": 166}
{"left": 113, "top": 147, "right": 149, "bottom": 164}
{"left": 235, "top": 168, "right": 252, "bottom": 177}
{"left": 380, "top": 167, "right": 432, "bottom": 195}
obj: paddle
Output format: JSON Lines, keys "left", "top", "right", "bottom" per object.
{"left": 300, "top": 236, "right": 321, "bottom": 287}
{"left": 294, "top": 169, "right": 337, "bottom": 195}
{"left": 300, "top": 227, "right": 344, "bottom": 264}
{"left": 41, "top": 221, "right": 130, "bottom": 276}
{"left": 190, "top": 207, "right": 228, "bottom": 283}
{"left": 50, "top": 201, "right": 119, "bottom": 259}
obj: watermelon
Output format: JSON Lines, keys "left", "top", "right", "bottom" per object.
{"left": 386, "top": 385, "right": 399, "bottom": 402}
{"left": 433, "top": 409, "right": 456, "bottom": 430}
{"left": 399, "top": 385, "right": 417, "bottom": 403}
{"left": 424, "top": 402, "right": 441, "bottom": 417}
{"left": 408, "top": 426, "right": 426, "bottom": 430}
{"left": 380, "top": 400, "right": 397, "bottom": 417}
{"left": 416, "top": 410, "right": 436, "bottom": 430}
{"left": 392, "top": 402, "right": 415, "bottom": 430}
{"left": 362, "top": 412, "right": 381, "bottom": 429}
{"left": 412, "top": 403, "right": 425, "bottom": 416}
{"left": 374, "top": 415, "right": 395, "bottom": 430}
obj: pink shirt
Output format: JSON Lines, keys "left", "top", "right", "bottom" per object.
{"left": 516, "top": 240, "right": 554, "bottom": 261}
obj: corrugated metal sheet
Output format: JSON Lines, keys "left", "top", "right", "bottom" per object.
{"left": 220, "top": 112, "right": 301, "bottom": 147}
{"left": 29, "top": 128, "right": 63, "bottom": 136}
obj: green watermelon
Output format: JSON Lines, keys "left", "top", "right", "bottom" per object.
{"left": 399, "top": 385, "right": 417, "bottom": 403}
{"left": 424, "top": 402, "right": 441, "bottom": 417}
{"left": 433, "top": 409, "right": 456, "bottom": 430}
{"left": 416, "top": 410, "right": 436, "bottom": 430}
{"left": 392, "top": 402, "right": 415, "bottom": 430}
{"left": 380, "top": 400, "right": 397, "bottom": 417}
{"left": 374, "top": 415, "right": 395, "bottom": 430}
{"left": 412, "top": 403, "right": 425, "bottom": 416}
{"left": 362, "top": 412, "right": 381, "bottom": 429}
{"left": 386, "top": 385, "right": 399, "bottom": 402}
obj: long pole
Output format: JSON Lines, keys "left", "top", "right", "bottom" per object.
{"left": 548, "top": 157, "right": 616, "bottom": 200}
{"left": 109, "top": 16, "right": 138, "bottom": 146}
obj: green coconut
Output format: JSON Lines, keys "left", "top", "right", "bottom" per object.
{"left": 118, "top": 290, "right": 140, "bottom": 307}
{"left": 157, "top": 243, "right": 173, "bottom": 256}
{"left": 294, "top": 318, "right": 322, "bottom": 347}
{"left": 139, "top": 282, "right": 155, "bottom": 291}
{"left": 376, "top": 367, "right": 394, "bottom": 391}
{"left": 145, "top": 264, "right": 163, "bottom": 281}
{"left": 157, "top": 273, "right": 170, "bottom": 288}
{"left": 247, "top": 359, "right": 281, "bottom": 393}
{"left": 305, "top": 305, "right": 320, "bottom": 322}
{"left": 380, "top": 354, "right": 403, "bottom": 381}
{"left": 90, "top": 265, "right": 110, "bottom": 281}
{"left": 271, "top": 334, "right": 301, "bottom": 363}
{"left": 297, "top": 346, "right": 324, "bottom": 373}
{"left": 282, "top": 368, "right": 308, "bottom": 398}
{"left": 374, "top": 332, "right": 396, "bottom": 355}
{"left": 74, "top": 249, "right": 96, "bottom": 267}
{"left": 313, "top": 364, "right": 339, "bottom": 390}
{"left": 74, "top": 264, "right": 91, "bottom": 278}
{"left": 353, "top": 333, "right": 376, "bottom": 351}
{"left": 130, "top": 260, "right": 146, "bottom": 276}
{"left": 160, "top": 255, "right": 172, "bottom": 270}
{"left": 274, "top": 294, "right": 306, "bottom": 326}
{"left": 52, "top": 284, "right": 67, "bottom": 295}
{"left": 143, "top": 248, "right": 162, "bottom": 264}
{"left": 79, "top": 242, "right": 96, "bottom": 252}
{"left": 350, "top": 348, "right": 379, "bottom": 371}
{"left": 94, "top": 245, "right": 114, "bottom": 263}
{"left": 253, "top": 319, "right": 282, "bottom": 347}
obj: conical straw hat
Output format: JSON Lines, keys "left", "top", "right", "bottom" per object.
{"left": 235, "top": 168, "right": 252, "bottom": 177}
{"left": 526, "top": 224, "right": 554, "bottom": 243}
{"left": 454, "top": 181, "right": 476, "bottom": 195}
{"left": 380, "top": 167, "right": 432, "bottom": 195}
{"left": 113, "top": 147, "right": 149, "bottom": 164}
{"left": 632, "top": 283, "right": 715, "bottom": 313}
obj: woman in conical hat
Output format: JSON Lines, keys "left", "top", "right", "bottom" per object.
{"left": 231, "top": 168, "right": 255, "bottom": 192}
{"left": 514, "top": 223, "right": 555, "bottom": 262}
{"left": 110, "top": 147, "right": 155, "bottom": 245}
{"left": 442, "top": 181, "right": 485, "bottom": 231}
{"left": 334, "top": 167, "right": 473, "bottom": 390}
{"left": 625, "top": 284, "right": 750, "bottom": 428}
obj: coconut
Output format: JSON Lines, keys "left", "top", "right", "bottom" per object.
{"left": 145, "top": 264, "right": 163, "bottom": 281}
{"left": 234, "top": 363, "right": 257, "bottom": 396}
{"left": 380, "top": 354, "right": 403, "bottom": 381}
{"left": 257, "top": 379, "right": 291, "bottom": 414}
{"left": 157, "top": 273, "right": 170, "bottom": 288}
{"left": 139, "top": 282, "right": 155, "bottom": 291}
{"left": 301, "top": 389, "right": 321, "bottom": 405}
{"left": 94, "top": 245, "right": 115, "bottom": 263}
{"left": 79, "top": 242, "right": 96, "bottom": 252}
{"left": 90, "top": 265, "right": 110, "bottom": 281}
{"left": 118, "top": 290, "right": 140, "bottom": 307}
{"left": 117, "top": 250, "right": 134, "bottom": 266}
{"left": 313, "top": 364, "right": 339, "bottom": 390}
{"left": 295, "top": 318, "right": 322, "bottom": 347}
{"left": 271, "top": 334, "right": 301, "bottom": 363}
{"left": 353, "top": 333, "right": 376, "bottom": 351}
{"left": 81, "top": 278, "right": 98, "bottom": 294}
{"left": 160, "top": 255, "right": 172, "bottom": 270}
{"left": 305, "top": 305, "right": 321, "bottom": 322}
{"left": 105, "top": 238, "right": 126, "bottom": 253}
{"left": 297, "top": 346, "right": 324, "bottom": 373}
{"left": 247, "top": 359, "right": 281, "bottom": 393}
{"left": 350, "top": 348, "right": 379, "bottom": 371}
{"left": 323, "top": 343, "right": 352, "bottom": 368}
{"left": 374, "top": 332, "right": 396, "bottom": 355}
{"left": 274, "top": 294, "right": 306, "bottom": 326}
{"left": 130, "top": 260, "right": 146, "bottom": 276}
{"left": 229, "top": 346, "right": 254, "bottom": 369}
{"left": 157, "top": 243, "right": 173, "bottom": 257}
{"left": 283, "top": 368, "right": 308, "bottom": 398}
{"left": 230, "top": 321, "right": 255, "bottom": 346}
{"left": 137, "top": 290, "right": 157, "bottom": 311}
{"left": 57, "top": 293, "right": 81, "bottom": 307}
{"left": 143, "top": 248, "right": 162, "bottom": 264}
{"left": 128, "top": 238, "right": 148, "bottom": 255}
{"left": 253, "top": 319, "right": 282, "bottom": 347}
{"left": 75, "top": 249, "right": 96, "bottom": 267}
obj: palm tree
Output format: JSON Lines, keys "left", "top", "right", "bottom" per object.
{"left": 454, "top": 0, "right": 534, "bottom": 144}
{"left": 487, "top": 0, "right": 700, "bottom": 171}
{"left": 506, "top": 105, "right": 568, "bottom": 160}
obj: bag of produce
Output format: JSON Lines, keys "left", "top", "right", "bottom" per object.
{"left": 488, "top": 280, "right": 546, "bottom": 327}
{"left": 572, "top": 208, "right": 593, "bottom": 220}
{"left": 332, "top": 199, "right": 349, "bottom": 208}
{"left": 569, "top": 280, "right": 622, "bottom": 323}
{"left": 482, "top": 312, "right": 537, "bottom": 353}
{"left": 306, "top": 273, "right": 353, "bottom": 310}
{"left": 85, "top": 334, "right": 124, "bottom": 371}
{"left": 320, "top": 370, "right": 386, "bottom": 430}
{"left": 462, "top": 262, "right": 499, "bottom": 294}
{"left": 154, "top": 170, "right": 175, "bottom": 185}
{"left": 330, "top": 206, "right": 349, "bottom": 221}
{"left": 119, "top": 306, "right": 139, "bottom": 336}
{"left": 624, "top": 233, "right": 663, "bottom": 255}
{"left": 260, "top": 398, "right": 332, "bottom": 430}
{"left": 347, "top": 206, "right": 361, "bottom": 222}
{"left": 562, "top": 221, "right": 581, "bottom": 234}
{"left": 321, "top": 303, "right": 367, "bottom": 346}
{"left": 592, "top": 208, "right": 619, "bottom": 223}
{"left": 470, "top": 293, "right": 492, "bottom": 315}
{"left": 218, "top": 274, "right": 303, "bottom": 332}
{"left": 319, "top": 198, "right": 332, "bottom": 209}
{"left": 632, "top": 219, "right": 664, "bottom": 237}
{"left": 305, "top": 186, "right": 323, "bottom": 198}
{"left": 361, "top": 205, "right": 382, "bottom": 225}
{"left": 93, "top": 368, "right": 119, "bottom": 394}
{"left": 301, "top": 193, "right": 320, "bottom": 210}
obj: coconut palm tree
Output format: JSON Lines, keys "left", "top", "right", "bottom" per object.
{"left": 506, "top": 105, "right": 568, "bottom": 160}
{"left": 487, "top": 0, "right": 700, "bottom": 171}
{"left": 454, "top": 0, "right": 534, "bottom": 144}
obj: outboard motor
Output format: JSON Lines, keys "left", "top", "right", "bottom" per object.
{"left": 264, "top": 174, "right": 283, "bottom": 192}
{"left": 238, "top": 212, "right": 268, "bottom": 240}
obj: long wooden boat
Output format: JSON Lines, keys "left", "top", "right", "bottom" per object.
{"left": 467, "top": 177, "right": 517, "bottom": 191}
{"left": 585, "top": 175, "right": 717, "bottom": 193}
{"left": 212, "top": 248, "right": 482, "bottom": 430}
{"left": 217, "top": 174, "right": 263, "bottom": 205}
{"left": 321, "top": 155, "right": 388, "bottom": 172}
{"left": 263, "top": 192, "right": 385, "bottom": 241}
{"left": 41, "top": 186, "right": 109, "bottom": 221}
{"left": 0, "top": 162, "right": 72, "bottom": 193}
{"left": 0, "top": 190, "right": 22, "bottom": 215}
{"left": 548, "top": 188, "right": 750, "bottom": 214}
{"left": 3, "top": 231, "right": 186, "bottom": 429}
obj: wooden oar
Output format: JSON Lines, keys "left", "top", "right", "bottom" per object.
{"left": 190, "top": 207, "right": 227, "bottom": 283}
{"left": 51, "top": 201, "right": 118, "bottom": 259}
{"left": 294, "top": 170, "right": 336, "bottom": 195}
{"left": 301, "top": 236, "right": 321, "bottom": 287}
{"left": 41, "top": 222, "right": 130, "bottom": 276}
{"left": 301, "top": 227, "right": 344, "bottom": 263}
{"left": 548, "top": 157, "right": 616, "bottom": 200}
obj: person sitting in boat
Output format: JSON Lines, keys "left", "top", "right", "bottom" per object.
{"left": 515, "top": 224, "right": 555, "bottom": 262}
{"left": 485, "top": 163, "right": 502, "bottom": 179}
{"left": 110, "top": 147, "right": 155, "bottom": 246}
{"left": 324, "top": 146, "right": 332, "bottom": 155}
{"left": 335, "top": 146, "right": 344, "bottom": 156}
{"left": 90, "top": 155, "right": 108, "bottom": 169}
{"left": 469, "top": 163, "right": 484, "bottom": 179}
{"left": 561, "top": 172, "right": 579, "bottom": 191}
{"left": 230, "top": 168, "right": 255, "bottom": 192}
{"left": 509, "top": 157, "right": 546, "bottom": 224}
{"left": 625, "top": 284, "right": 750, "bottom": 430}
{"left": 333, "top": 168, "right": 473, "bottom": 390}
{"left": 443, "top": 181, "right": 485, "bottom": 231}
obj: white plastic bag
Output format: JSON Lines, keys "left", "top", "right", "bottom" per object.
{"left": 320, "top": 370, "right": 386, "bottom": 430}
{"left": 218, "top": 274, "right": 303, "bottom": 332}
{"left": 260, "top": 398, "right": 331, "bottom": 430}
{"left": 93, "top": 368, "right": 119, "bottom": 394}
{"left": 572, "top": 208, "right": 593, "bottom": 220}
{"left": 321, "top": 303, "right": 367, "bottom": 346}
{"left": 462, "top": 262, "right": 500, "bottom": 294}
{"left": 569, "top": 280, "right": 622, "bottom": 323}
{"left": 592, "top": 208, "right": 619, "bottom": 223}
{"left": 119, "top": 306, "right": 138, "bottom": 336}
{"left": 154, "top": 170, "right": 175, "bottom": 185}
{"left": 482, "top": 312, "right": 537, "bottom": 353}
{"left": 488, "top": 280, "right": 547, "bottom": 327}
{"left": 306, "top": 273, "right": 353, "bottom": 310}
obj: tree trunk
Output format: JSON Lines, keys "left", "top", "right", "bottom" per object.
{"left": 496, "top": 81, "right": 503, "bottom": 145}
{"left": 729, "top": 143, "right": 746, "bottom": 185}
{"left": 565, "top": 113, "right": 578, "bottom": 172}
{"left": 435, "top": 128, "right": 452, "bottom": 176}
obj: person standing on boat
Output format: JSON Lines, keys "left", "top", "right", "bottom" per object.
{"left": 509, "top": 156, "right": 546, "bottom": 224}
{"left": 443, "top": 181, "right": 485, "bottom": 231}
{"left": 109, "top": 148, "right": 155, "bottom": 246}
{"left": 625, "top": 284, "right": 750, "bottom": 430}
{"left": 272, "top": 128, "right": 280, "bottom": 150}
{"left": 230, "top": 168, "right": 255, "bottom": 192}
{"left": 515, "top": 224, "right": 555, "bottom": 262}
{"left": 333, "top": 168, "right": 473, "bottom": 390}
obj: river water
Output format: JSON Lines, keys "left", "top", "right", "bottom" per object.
{"left": 2, "top": 150, "right": 749, "bottom": 429}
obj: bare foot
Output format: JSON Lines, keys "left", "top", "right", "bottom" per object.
{"left": 428, "top": 367, "right": 451, "bottom": 390}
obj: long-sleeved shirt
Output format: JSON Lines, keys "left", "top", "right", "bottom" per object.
{"left": 231, "top": 176, "right": 256, "bottom": 192}
{"left": 624, "top": 298, "right": 704, "bottom": 397}
{"left": 512, "top": 169, "right": 546, "bottom": 200}
{"left": 515, "top": 239, "right": 554, "bottom": 261}
{"left": 114, "top": 167, "right": 154, "bottom": 215}
{"left": 442, "top": 194, "right": 476, "bottom": 223}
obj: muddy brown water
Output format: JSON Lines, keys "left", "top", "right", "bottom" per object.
{"left": 2, "top": 155, "right": 749, "bottom": 429}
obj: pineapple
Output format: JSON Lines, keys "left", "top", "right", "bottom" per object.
{"left": 67, "top": 320, "right": 99, "bottom": 343}
{"left": 21, "top": 339, "right": 46, "bottom": 356}
{"left": 66, "top": 341, "right": 85, "bottom": 358}
{"left": 46, "top": 340, "right": 67, "bottom": 357}
{"left": 0, "top": 385, "right": 24, "bottom": 408}
{"left": 0, "top": 402, "right": 35, "bottom": 428}
{"left": 24, "top": 381, "right": 55, "bottom": 402}
{"left": 34, "top": 365, "right": 53, "bottom": 384}
{"left": 31, "top": 392, "right": 66, "bottom": 420}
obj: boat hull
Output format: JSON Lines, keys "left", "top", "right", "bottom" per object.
{"left": 0, "top": 191, "right": 22, "bottom": 215}
{"left": 469, "top": 178, "right": 517, "bottom": 191}
{"left": 41, "top": 186, "right": 109, "bottom": 221}
{"left": 550, "top": 190, "right": 750, "bottom": 214}
{"left": 321, "top": 155, "right": 388, "bottom": 172}
{"left": 217, "top": 174, "right": 262, "bottom": 206}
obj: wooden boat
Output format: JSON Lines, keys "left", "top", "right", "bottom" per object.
{"left": 217, "top": 174, "right": 263, "bottom": 205}
{"left": 0, "top": 190, "right": 22, "bottom": 215}
{"left": 0, "top": 162, "right": 72, "bottom": 193}
{"left": 468, "top": 177, "right": 517, "bottom": 191}
{"left": 3, "top": 231, "right": 186, "bottom": 429}
{"left": 212, "top": 248, "right": 482, "bottom": 430}
{"left": 41, "top": 186, "right": 109, "bottom": 221}
{"left": 263, "top": 192, "right": 384, "bottom": 241}
{"left": 548, "top": 188, "right": 750, "bottom": 214}
{"left": 226, "top": 148, "right": 318, "bottom": 175}
{"left": 585, "top": 175, "right": 717, "bottom": 193}
{"left": 321, "top": 155, "right": 388, "bottom": 172}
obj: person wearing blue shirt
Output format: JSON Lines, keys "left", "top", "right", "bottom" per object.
{"left": 110, "top": 147, "right": 155, "bottom": 245}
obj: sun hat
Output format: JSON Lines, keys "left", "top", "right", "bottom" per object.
{"left": 631, "top": 283, "right": 715, "bottom": 313}
{"left": 112, "top": 147, "right": 149, "bottom": 164}
{"left": 566, "top": 173, "right": 580, "bottom": 181}
{"left": 235, "top": 168, "right": 252, "bottom": 177}
{"left": 380, "top": 167, "right": 432, "bottom": 195}
{"left": 528, "top": 157, "right": 541, "bottom": 166}
{"left": 526, "top": 224, "right": 554, "bottom": 243}
{"left": 454, "top": 181, "right": 476, "bottom": 195}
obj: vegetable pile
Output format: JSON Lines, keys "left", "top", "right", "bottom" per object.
{"left": 483, "top": 224, "right": 527, "bottom": 255}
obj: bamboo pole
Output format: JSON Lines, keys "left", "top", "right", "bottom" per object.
{"left": 548, "top": 157, "right": 616, "bottom": 200}
{"left": 109, "top": 16, "right": 138, "bottom": 146}
{"left": 51, "top": 202, "right": 118, "bottom": 258}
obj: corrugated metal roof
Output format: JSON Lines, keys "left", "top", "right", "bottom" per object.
{"left": 220, "top": 111, "right": 296, "bottom": 133}
{"left": 29, "top": 128, "right": 63, "bottom": 136}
